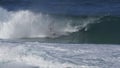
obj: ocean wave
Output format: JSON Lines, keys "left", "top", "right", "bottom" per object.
{"left": 0, "top": 7, "right": 100, "bottom": 39}
{"left": 0, "top": 6, "right": 120, "bottom": 44}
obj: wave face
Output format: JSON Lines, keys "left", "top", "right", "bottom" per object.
{"left": 0, "top": 7, "right": 100, "bottom": 39}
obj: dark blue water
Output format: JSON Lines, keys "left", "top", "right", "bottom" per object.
{"left": 0, "top": 0, "right": 120, "bottom": 15}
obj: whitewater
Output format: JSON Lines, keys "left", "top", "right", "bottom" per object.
{"left": 0, "top": 40, "right": 120, "bottom": 68}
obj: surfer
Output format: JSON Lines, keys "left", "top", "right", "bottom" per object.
{"left": 49, "top": 22, "right": 57, "bottom": 36}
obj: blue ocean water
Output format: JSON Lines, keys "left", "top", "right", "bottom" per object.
{"left": 1, "top": 0, "right": 120, "bottom": 15}
{"left": 0, "top": 0, "right": 120, "bottom": 68}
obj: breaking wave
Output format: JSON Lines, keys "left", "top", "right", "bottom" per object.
{"left": 0, "top": 7, "right": 100, "bottom": 39}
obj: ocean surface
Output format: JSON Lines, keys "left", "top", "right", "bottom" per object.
{"left": 0, "top": 0, "right": 120, "bottom": 68}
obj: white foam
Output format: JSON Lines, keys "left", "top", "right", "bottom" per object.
{"left": 0, "top": 62, "right": 36, "bottom": 68}
{"left": 0, "top": 42, "right": 101, "bottom": 68}
{"left": 0, "top": 41, "right": 120, "bottom": 68}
